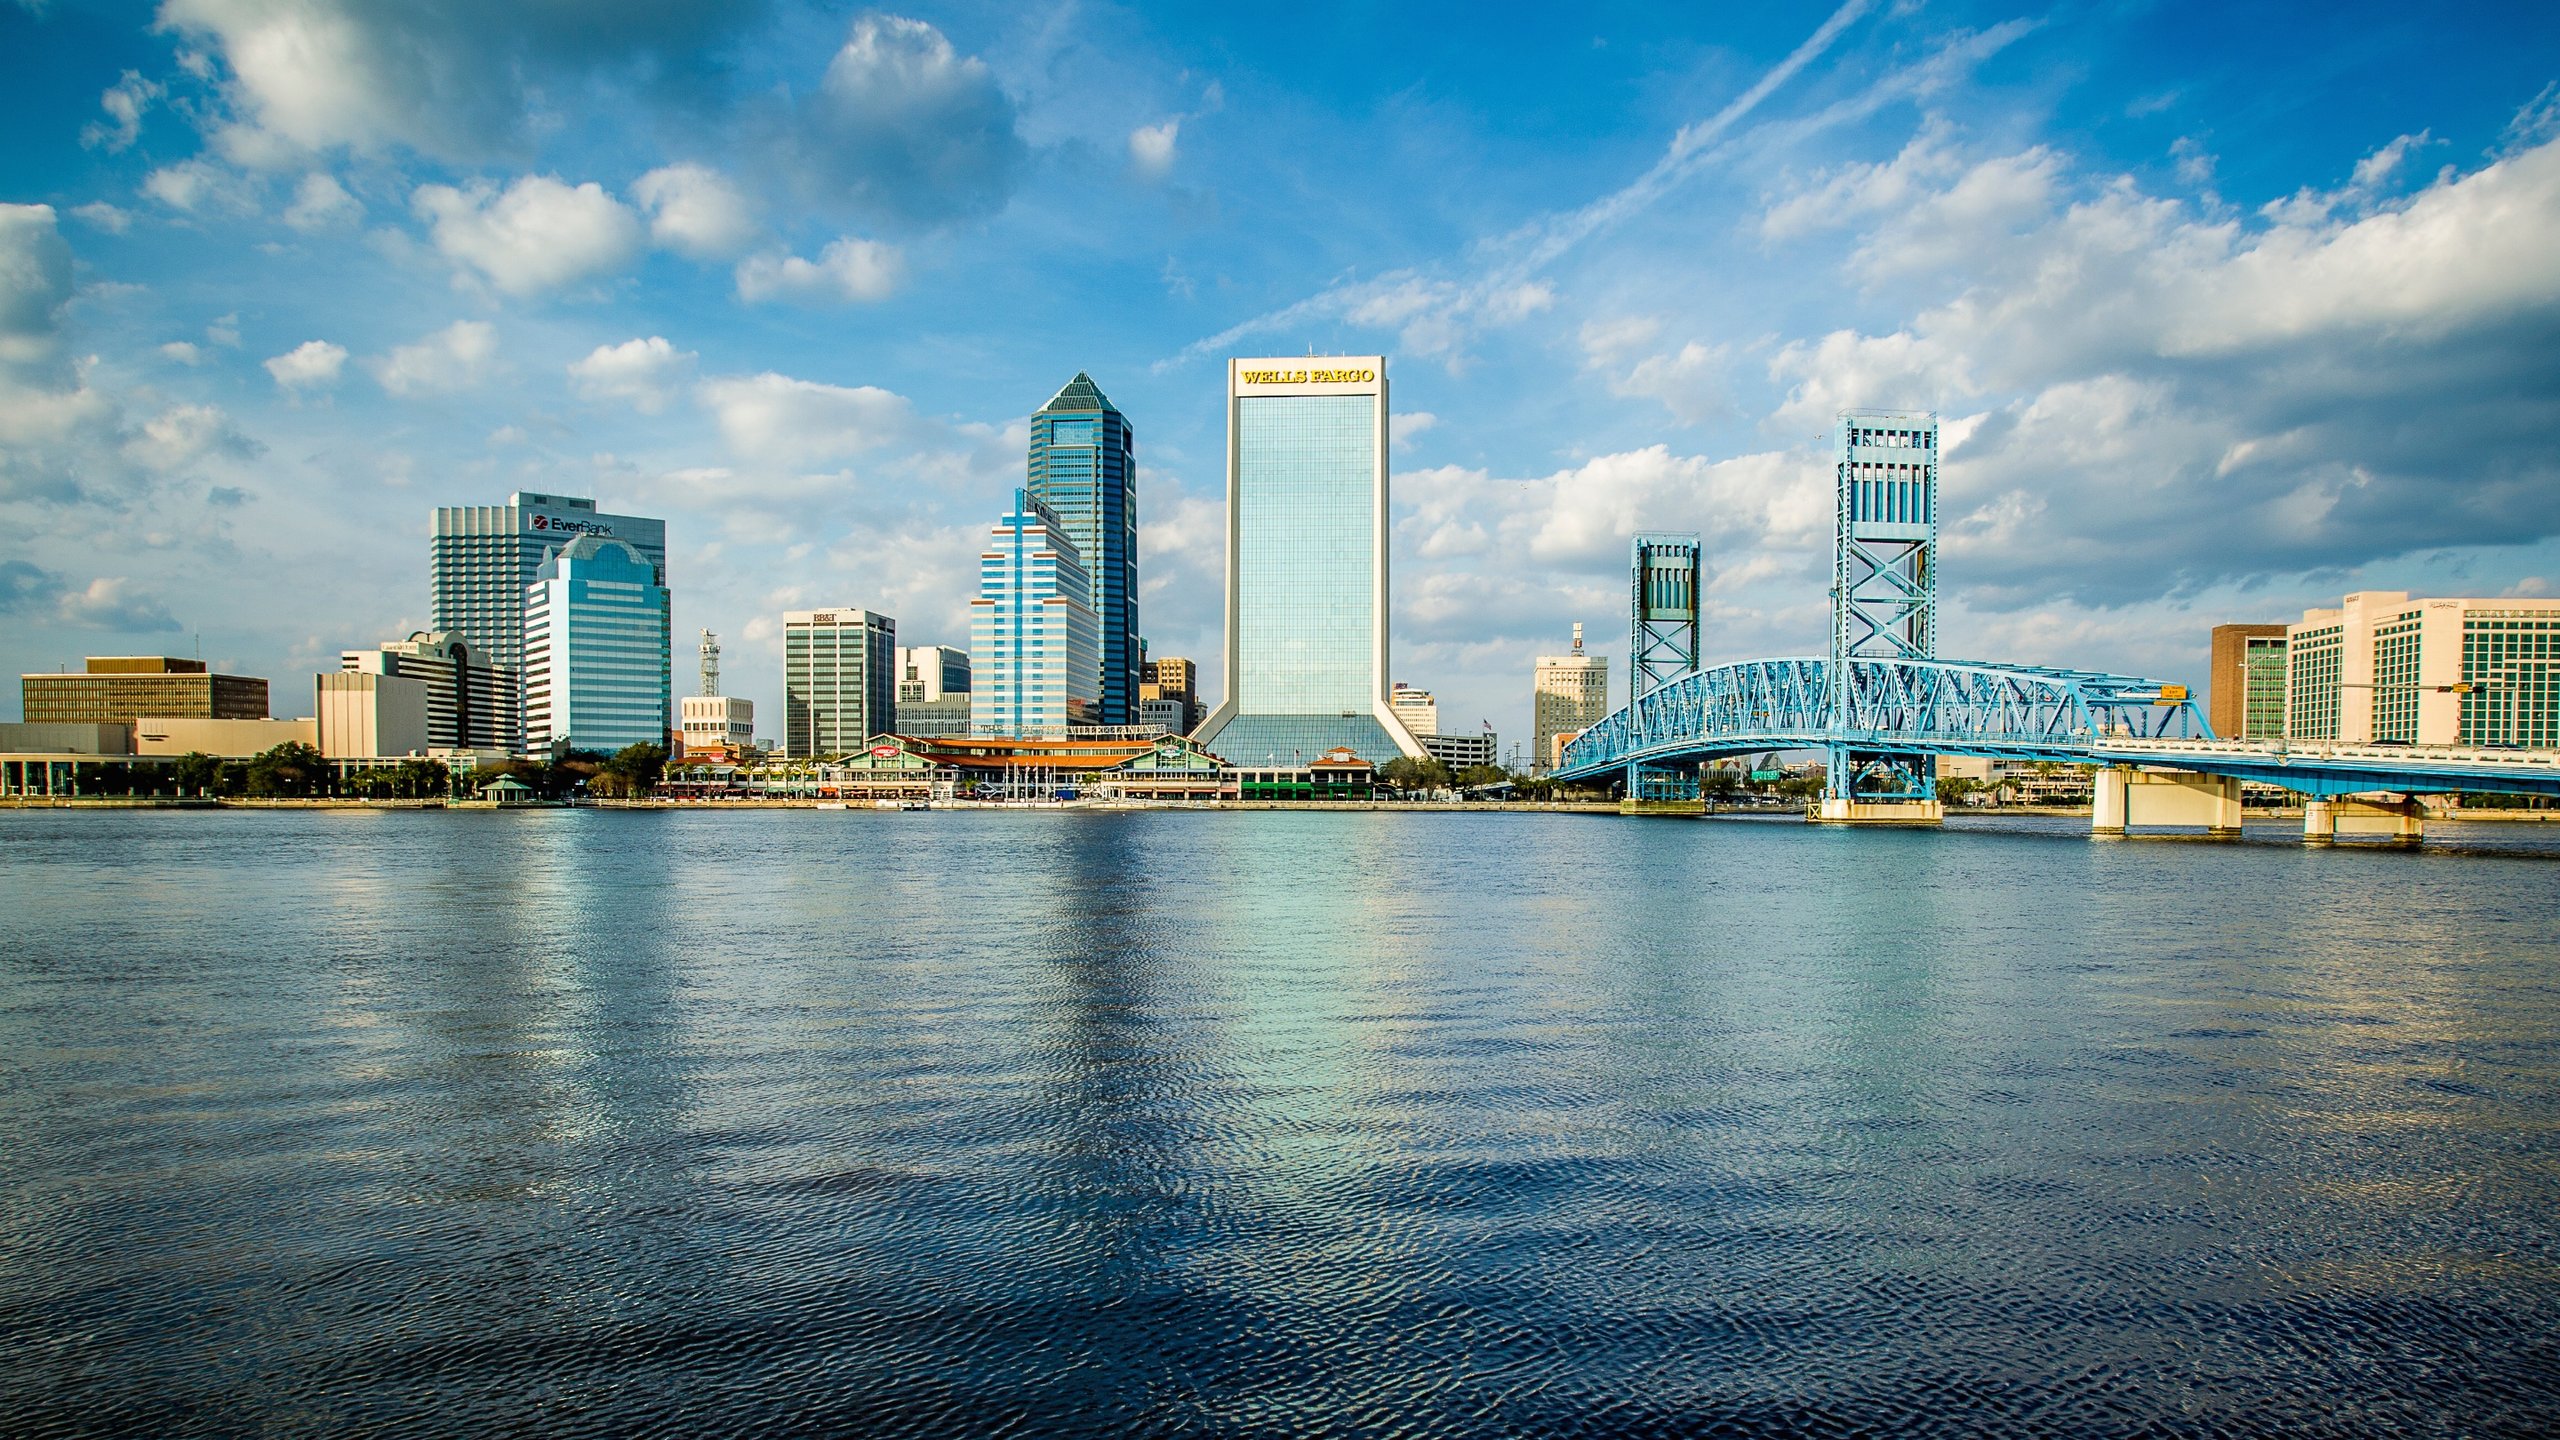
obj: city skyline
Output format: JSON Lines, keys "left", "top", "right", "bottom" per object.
{"left": 5, "top": 4, "right": 2560, "bottom": 749}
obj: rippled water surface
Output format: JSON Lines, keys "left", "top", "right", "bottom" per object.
{"left": 5, "top": 808, "right": 2559, "bottom": 1436}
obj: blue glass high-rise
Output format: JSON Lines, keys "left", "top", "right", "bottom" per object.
{"left": 1027, "top": 374, "right": 1138, "bottom": 726}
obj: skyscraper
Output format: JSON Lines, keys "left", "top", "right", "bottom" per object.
{"left": 971, "top": 491, "right": 1100, "bottom": 736}
{"left": 431, "top": 492, "right": 668, "bottom": 672}
{"left": 522, "top": 536, "right": 672, "bottom": 754}
{"left": 1192, "top": 356, "right": 1424, "bottom": 766}
{"left": 783, "top": 608, "right": 897, "bottom": 758}
{"left": 1532, "top": 624, "right": 1609, "bottom": 773}
{"left": 1026, "top": 374, "right": 1139, "bottom": 725}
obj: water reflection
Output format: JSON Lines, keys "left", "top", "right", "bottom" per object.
{"left": 1, "top": 807, "right": 2556, "bottom": 1435}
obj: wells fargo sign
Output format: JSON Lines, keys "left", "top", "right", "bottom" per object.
{"left": 1237, "top": 367, "right": 1377, "bottom": 385}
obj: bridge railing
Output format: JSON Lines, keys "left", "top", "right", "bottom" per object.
{"left": 1559, "top": 656, "right": 2210, "bottom": 777}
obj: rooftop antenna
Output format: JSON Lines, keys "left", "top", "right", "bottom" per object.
{"left": 1572, "top": 621, "right": 1584, "bottom": 655}
{"left": 699, "top": 629, "right": 720, "bottom": 698}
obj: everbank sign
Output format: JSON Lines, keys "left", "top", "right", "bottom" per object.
{"left": 529, "top": 514, "right": 615, "bottom": 537}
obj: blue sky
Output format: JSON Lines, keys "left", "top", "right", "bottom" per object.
{"left": 5, "top": 1, "right": 2560, "bottom": 750}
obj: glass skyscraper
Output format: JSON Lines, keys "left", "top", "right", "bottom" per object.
{"left": 971, "top": 491, "right": 1100, "bottom": 736}
{"left": 431, "top": 491, "right": 665, "bottom": 750}
{"left": 522, "top": 536, "right": 672, "bottom": 754}
{"left": 1192, "top": 356, "right": 1424, "bottom": 766}
{"left": 1026, "top": 374, "right": 1138, "bottom": 725}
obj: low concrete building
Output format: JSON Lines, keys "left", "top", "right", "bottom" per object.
{"left": 679, "top": 695, "right": 756, "bottom": 760}
{"left": 316, "top": 672, "right": 430, "bottom": 758}
{"left": 0, "top": 722, "right": 130, "bottom": 755}
{"left": 1421, "top": 730, "right": 1497, "bottom": 771}
{"left": 133, "top": 717, "right": 317, "bottom": 757}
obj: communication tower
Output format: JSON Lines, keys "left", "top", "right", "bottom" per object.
{"left": 699, "top": 629, "right": 721, "bottom": 698}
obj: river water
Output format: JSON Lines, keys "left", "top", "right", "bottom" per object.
{"left": 3, "top": 808, "right": 2557, "bottom": 1436}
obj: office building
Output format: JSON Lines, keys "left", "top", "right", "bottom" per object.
{"left": 23, "top": 657, "right": 267, "bottom": 726}
{"left": 785, "top": 607, "right": 897, "bottom": 758}
{"left": 2208, "top": 624, "right": 2288, "bottom": 740}
{"left": 2286, "top": 591, "right": 2560, "bottom": 747}
{"left": 1139, "top": 698, "right": 1188, "bottom": 734}
{"left": 1422, "top": 730, "right": 1497, "bottom": 771}
{"left": 896, "top": 645, "right": 973, "bottom": 734}
{"left": 1141, "top": 655, "right": 1199, "bottom": 733}
{"left": 341, "top": 632, "right": 518, "bottom": 751}
{"left": 431, "top": 492, "right": 667, "bottom": 673}
{"left": 971, "top": 491, "right": 1100, "bottom": 736}
{"left": 1192, "top": 356, "right": 1424, "bottom": 765}
{"left": 1388, "top": 683, "right": 1439, "bottom": 738}
{"left": 523, "top": 536, "right": 673, "bottom": 754}
{"left": 1531, "top": 626, "right": 1609, "bottom": 775}
{"left": 315, "top": 671, "right": 429, "bottom": 758}
{"left": 1027, "top": 374, "right": 1140, "bottom": 725}
{"left": 679, "top": 696, "right": 755, "bottom": 758}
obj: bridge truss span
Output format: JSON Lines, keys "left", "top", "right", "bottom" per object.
{"left": 1555, "top": 654, "right": 2560, "bottom": 800}
{"left": 1561, "top": 656, "right": 2206, "bottom": 779}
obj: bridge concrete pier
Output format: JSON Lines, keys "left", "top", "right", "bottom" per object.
{"left": 1810, "top": 796, "right": 1944, "bottom": 825}
{"left": 2303, "top": 798, "right": 2424, "bottom": 845}
{"left": 2092, "top": 766, "right": 2243, "bottom": 837}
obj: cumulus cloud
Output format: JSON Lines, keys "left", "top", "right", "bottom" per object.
{"left": 632, "top": 163, "right": 757, "bottom": 259}
{"left": 697, "top": 372, "right": 918, "bottom": 467}
{"left": 0, "top": 203, "right": 125, "bottom": 503}
{"left": 1129, "top": 120, "right": 1179, "bottom": 179}
{"left": 734, "top": 237, "right": 901, "bottom": 304}
{"left": 785, "top": 13, "right": 1028, "bottom": 226}
{"left": 568, "top": 336, "right": 694, "bottom": 412}
{"left": 125, "top": 403, "right": 258, "bottom": 472}
{"left": 69, "top": 202, "right": 131, "bottom": 233}
{"left": 155, "top": 0, "right": 761, "bottom": 164}
{"left": 1765, "top": 121, "right": 2560, "bottom": 608}
{"left": 414, "top": 175, "right": 643, "bottom": 294}
{"left": 160, "top": 341, "right": 204, "bottom": 365}
{"left": 264, "top": 339, "right": 347, "bottom": 391}
{"left": 82, "top": 70, "right": 162, "bottom": 152}
{"left": 370, "top": 320, "right": 495, "bottom": 395}
{"left": 0, "top": 561, "right": 180, "bottom": 631}
{"left": 282, "top": 172, "right": 363, "bottom": 231}
{"left": 141, "top": 159, "right": 254, "bottom": 214}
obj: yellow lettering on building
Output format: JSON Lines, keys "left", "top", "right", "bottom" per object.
{"left": 1238, "top": 366, "right": 1377, "bottom": 386}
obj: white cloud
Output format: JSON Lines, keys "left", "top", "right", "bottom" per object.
{"left": 263, "top": 339, "right": 347, "bottom": 391}
{"left": 156, "top": 0, "right": 755, "bottom": 164}
{"left": 160, "top": 341, "right": 205, "bottom": 365}
{"left": 735, "top": 237, "right": 901, "bottom": 304}
{"left": 1130, "top": 120, "right": 1179, "bottom": 179}
{"left": 1390, "top": 411, "right": 1437, "bottom": 448}
{"left": 82, "top": 71, "right": 162, "bottom": 153}
{"left": 69, "top": 202, "right": 131, "bottom": 234}
{"left": 282, "top": 172, "right": 363, "bottom": 231}
{"left": 141, "top": 159, "right": 253, "bottom": 214}
{"left": 790, "top": 13, "right": 1028, "bottom": 225}
{"left": 697, "top": 372, "right": 918, "bottom": 467}
{"left": 413, "top": 175, "right": 642, "bottom": 295}
{"left": 568, "top": 336, "right": 694, "bottom": 413}
{"left": 631, "top": 163, "right": 756, "bottom": 259}
{"left": 125, "top": 403, "right": 256, "bottom": 473}
{"left": 368, "top": 321, "right": 494, "bottom": 396}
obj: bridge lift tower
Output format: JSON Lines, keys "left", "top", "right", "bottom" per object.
{"left": 1627, "top": 532, "right": 1703, "bottom": 805}
{"left": 1827, "top": 409, "right": 1939, "bottom": 802}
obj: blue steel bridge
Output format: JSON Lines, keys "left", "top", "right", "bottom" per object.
{"left": 1550, "top": 654, "right": 2560, "bottom": 802}
{"left": 1552, "top": 412, "right": 2560, "bottom": 831}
